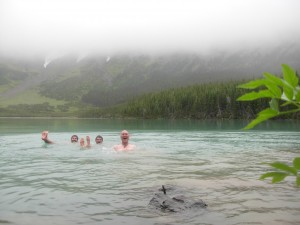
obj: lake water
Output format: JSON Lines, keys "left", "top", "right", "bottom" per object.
{"left": 0, "top": 118, "right": 299, "bottom": 225}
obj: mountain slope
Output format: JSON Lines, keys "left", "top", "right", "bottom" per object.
{"left": 1, "top": 44, "right": 300, "bottom": 108}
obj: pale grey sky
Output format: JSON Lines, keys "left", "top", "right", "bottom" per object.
{"left": 1, "top": 0, "right": 300, "bottom": 57}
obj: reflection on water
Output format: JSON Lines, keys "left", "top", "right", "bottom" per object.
{"left": 0, "top": 118, "right": 300, "bottom": 134}
{"left": 0, "top": 118, "right": 299, "bottom": 225}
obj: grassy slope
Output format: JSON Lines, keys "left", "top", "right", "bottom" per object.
{"left": 0, "top": 81, "right": 20, "bottom": 94}
{"left": 0, "top": 88, "right": 67, "bottom": 107}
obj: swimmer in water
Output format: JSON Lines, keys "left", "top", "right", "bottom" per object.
{"left": 80, "top": 136, "right": 91, "bottom": 149}
{"left": 113, "top": 130, "right": 136, "bottom": 151}
{"left": 41, "top": 131, "right": 79, "bottom": 144}
{"left": 80, "top": 135, "right": 103, "bottom": 149}
{"left": 95, "top": 135, "right": 103, "bottom": 144}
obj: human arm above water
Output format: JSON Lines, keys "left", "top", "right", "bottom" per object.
{"left": 80, "top": 136, "right": 91, "bottom": 149}
{"left": 41, "top": 131, "right": 54, "bottom": 144}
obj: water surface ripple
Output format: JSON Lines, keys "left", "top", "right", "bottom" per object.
{"left": 0, "top": 119, "right": 299, "bottom": 225}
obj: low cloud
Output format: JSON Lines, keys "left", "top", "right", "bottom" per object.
{"left": 1, "top": 0, "right": 300, "bottom": 58}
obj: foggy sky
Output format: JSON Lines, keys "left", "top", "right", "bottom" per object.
{"left": 1, "top": 0, "right": 300, "bottom": 58}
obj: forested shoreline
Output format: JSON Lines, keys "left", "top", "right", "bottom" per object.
{"left": 80, "top": 81, "right": 300, "bottom": 120}
{"left": 1, "top": 80, "right": 299, "bottom": 119}
{"left": 121, "top": 81, "right": 265, "bottom": 119}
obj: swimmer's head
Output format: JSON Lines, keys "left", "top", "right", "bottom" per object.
{"left": 71, "top": 135, "right": 79, "bottom": 143}
{"left": 120, "top": 130, "right": 130, "bottom": 141}
{"left": 95, "top": 135, "right": 103, "bottom": 144}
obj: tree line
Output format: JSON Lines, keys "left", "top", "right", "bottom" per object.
{"left": 2, "top": 80, "right": 300, "bottom": 119}
{"left": 116, "top": 81, "right": 300, "bottom": 120}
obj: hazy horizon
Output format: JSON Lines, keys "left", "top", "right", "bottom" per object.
{"left": 1, "top": 0, "right": 300, "bottom": 58}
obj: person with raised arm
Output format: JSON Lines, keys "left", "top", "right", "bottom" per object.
{"left": 41, "top": 131, "right": 79, "bottom": 144}
{"left": 80, "top": 136, "right": 92, "bottom": 149}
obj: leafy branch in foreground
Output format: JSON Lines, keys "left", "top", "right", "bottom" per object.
{"left": 237, "top": 64, "right": 300, "bottom": 187}
{"left": 260, "top": 158, "right": 300, "bottom": 186}
{"left": 237, "top": 64, "right": 300, "bottom": 130}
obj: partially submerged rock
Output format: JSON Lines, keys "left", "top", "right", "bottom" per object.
{"left": 148, "top": 185, "right": 207, "bottom": 213}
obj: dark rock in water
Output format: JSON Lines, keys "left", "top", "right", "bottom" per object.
{"left": 158, "top": 185, "right": 175, "bottom": 193}
{"left": 148, "top": 185, "right": 207, "bottom": 213}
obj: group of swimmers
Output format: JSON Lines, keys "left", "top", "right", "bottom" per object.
{"left": 41, "top": 130, "right": 136, "bottom": 151}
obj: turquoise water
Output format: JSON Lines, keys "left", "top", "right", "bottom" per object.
{"left": 0, "top": 118, "right": 299, "bottom": 225}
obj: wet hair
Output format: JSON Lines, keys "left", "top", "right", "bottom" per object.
{"left": 71, "top": 135, "right": 79, "bottom": 142}
{"left": 95, "top": 135, "right": 103, "bottom": 141}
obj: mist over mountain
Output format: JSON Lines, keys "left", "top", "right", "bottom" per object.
{"left": 1, "top": 43, "right": 300, "bottom": 107}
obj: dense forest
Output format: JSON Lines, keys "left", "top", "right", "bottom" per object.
{"left": 121, "top": 82, "right": 264, "bottom": 119}
{"left": 78, "top": 81, "right": 300, "bottom": 120}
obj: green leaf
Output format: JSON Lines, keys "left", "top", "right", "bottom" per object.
{"left": 237, "top": 90, "right": 274, "bottom": 101}
{"left": 269, "top": 162, "right": 297, "bottom": 175}
{"left": 272, "top": 173, "right": 289, "bottom": 183}
{"left": 238, "top": 79, "right": 267, "bottom": 89}
{"left": 258, "top": 108, "right": 279, "bottom": 117}
{"left": 269, "top": 98, "right": 279, "bottom": 112}
{"left": 282, "top": 64, "right": 298, "bottom": 88}
{"left": 293, "top": 157, "right": 300, "bottom": 170}
{"left": 260, "top": 172, "right": 289, "bottom": 183}
{"left": 260, "top": 172, "right": 280, "bottom": 179}
{"left": 263, "top": 72, "right": 283, "bottom": 86}
{"left": 296, "top": 176, "right": 300, "bottom": 187}
{"left": 243, "top": 119, "right": 263, "bottom": 130}
{"left": 266, "top": 84, "right": 282, "bottom": 98}
{"left": 243, "top": 108, "right": 278, "bottom": 130}
{"left": 283, "top": 86, "right": 294, "bottom": 100}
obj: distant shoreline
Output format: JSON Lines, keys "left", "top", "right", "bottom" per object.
{"left": 0, "top": 116, "right": 146, "bottom": 120}
{"left": 0, "top": 117, "right": 105, "bottom": 119}
{"left": 0, "top": 117, "right": 298, "bottom": 122}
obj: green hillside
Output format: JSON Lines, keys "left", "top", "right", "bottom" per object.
{"left": 0, "top": 49, "right": 300, "bottom": 117}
